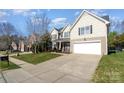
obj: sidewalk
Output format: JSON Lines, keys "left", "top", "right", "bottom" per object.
{"left": 0, "top": 54, "right": 6, "bottom": 83}
{"left": 9, "top": 52, "right": 32, "bottom": 57}
{"left": 0, "top": 53, "right": 42, "bottom": 83}
{"left": 0, "top": 71, "right": 6, "bottom": 83}
{"left": 3, "top": 68, "right": 45, "bottom": 83}
{"left": 2, "top": 57, "right": 45, "bottom": 83}
{"left": 0, "top": 73, "right": 5, "bottom": 83}
{"left": 0, "top": 52, "right": 34, "bottom": 71}
{"left": 9, "top": 57, "right": 35, "bottom": 71}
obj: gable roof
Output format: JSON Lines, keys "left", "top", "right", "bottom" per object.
{"left": 60, "top": 24, "right": 70, "bottom": 33}
{"left": 55, "top": 27, "right": 64, "bottom": 32}
{"left": 70, "top": 10, "right": 110, "bottom": 31}
{"left": 50, "top": 27, "right": 64, "bottom": 34}
{"left": 50, "top": 27, "right": 59, "bottom": 34}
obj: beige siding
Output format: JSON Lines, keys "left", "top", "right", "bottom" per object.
{"left": 70, "top": 12, "right": 107, "bottom": 40}
{"left": 51, "top": 29, "right": 58, "bottom": 41}
{"left": 70, "top": 12, "right": 108, "bottom": 55}
{"left": 70, "top": 37, "right": 107, "bottom": 55}
{"left": 62, "top": 25, "right": 71, "bottom": 38}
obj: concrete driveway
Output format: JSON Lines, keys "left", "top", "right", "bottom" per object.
{"left": 3, "top": 54, "right": 101, "bottom": 83}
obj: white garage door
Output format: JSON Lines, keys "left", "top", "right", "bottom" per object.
{"left": 73, "top": 41, "right": 101, "bottom": 55}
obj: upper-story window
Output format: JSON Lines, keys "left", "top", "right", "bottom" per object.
{"left": 78, "top": 25, "right": 92, "bottom": 35}
{"left": 58, "top": 33, "right": 61, "bottom": 39}
{"left": 64, "top": 32, "right": 70, "bottom": 38}
{"left": 52, "top": 34, "right": 57, "bottom": 40}
{"left": 61, "top": 33, "right": 63, "bottom": 38}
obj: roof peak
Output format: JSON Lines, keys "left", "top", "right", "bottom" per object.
{"left": 82, "top": 10, "right": 110, "bottom": 24}
{"left": 70, "top": 9, "right": 110, "bottom": 31}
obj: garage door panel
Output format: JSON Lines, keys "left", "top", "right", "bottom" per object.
{"left": 73, "top": 42, "right": 101, "bottom": 55}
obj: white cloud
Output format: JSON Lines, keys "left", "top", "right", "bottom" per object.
{"left": 12, "top": 9, "right": 31, "bottom": 16}
{"left": 88, "top": 9, "right": 107, "bottom": 16}
{"left": 52, "top": 17, "right": 67, "bottom": 24}
{"left": 0, "top": 11, "right": 9, "bottom": 23}
{"left": 74, "top": 11, "right": 80, "bottom": 16}
{"left": 0, "top": 11, "right": 8, "bottom": 18}
{"left": 13, "top": 9, "right": 31, "bottom": 13}
{"left": 51, "top": 17, "right": 68, "bottom": 27}
{"left": 31, "top": 11, "right": 37, "bottom": 16}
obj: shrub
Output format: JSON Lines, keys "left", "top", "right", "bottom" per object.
{"left": 31, "top": 41, "right": 52, "bottom": 54}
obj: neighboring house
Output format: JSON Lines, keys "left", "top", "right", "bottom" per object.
{"left": 18, "top": 40, "right": 24, "bottom": 52}
{"left": 11, "top": 41, "right": 17, "bottom": 50}
{"left": 11, "top": 40, "right": 25, "bottom": 52}
{"left": 28, "top": 33, "right": 37, "bottom": 51}
{"left": 51, "top": 10, "right": 110, "bottom": 55}
{"left": 51, "top": 25, "right": 71, "bottom": 53}
{"left": 28, "top": 33, "right": 37, "bottom": 45}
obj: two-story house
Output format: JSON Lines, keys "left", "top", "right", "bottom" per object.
{"left": 51, "top": 10, "right": 110, "bottom": 55}
{"left": 51, "top": 25, "right": 71, "bottom": 53}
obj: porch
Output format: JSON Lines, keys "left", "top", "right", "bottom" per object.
{"left": 56, "top": 41, "right": 70, "bottom": 53}
{"left": 52, "top": 38, "right": 70, "bottom": 53}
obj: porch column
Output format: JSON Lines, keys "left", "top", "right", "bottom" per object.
{"left": 52, "top": 42, "right": 56, "bottom": 50}
{"left": 52, "top": 42, "right": 54, "bottom": 50}
{"left": 59, "top": 41, "right": 61, "bottom": 50}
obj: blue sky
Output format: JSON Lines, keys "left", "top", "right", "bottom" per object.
{"left": 0, "top": 9, "right": 124, "bottom": 36}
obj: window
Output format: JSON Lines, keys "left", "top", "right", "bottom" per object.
{"left": 64, "top": 32, "right": 70, "bottom": 38}
{"left": 61, "top": 33, "right": 63, "bottom": 38}
{"left": 78, "top": 25, "right": 92, "bottom": 35}
{"left": 58, "top": 33, "right": 61, "bottom": 39}
{"left": 52, "top": 34, "right": 57, "bottom": 40}
{"left": 78, "top": 27, "right": 84, "bottom": 35}
{"left": 85, "top": 26, "right": 92, "bottom": 34}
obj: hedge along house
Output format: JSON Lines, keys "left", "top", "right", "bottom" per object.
{"left": 51, "top": 10, "right": 110, "bottom": 55}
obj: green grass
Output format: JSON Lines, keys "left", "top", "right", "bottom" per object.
{"left": 0, "top": 61, "right": 20, "bottom": 71}
{"left": 0, "top": 51, "right": 6, "bottom": 55}
{"left": 0, "top": 50, "right": 22, "bottom": 55}
{"left": 13, "top": 52, "right": 61, "bottom": 64}
{"left": 92, "top": 52, "right": 124, "bottom": 83}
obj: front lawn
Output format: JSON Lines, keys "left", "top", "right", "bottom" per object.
{"left": 92, "top": 52, "right": 124, "bottom": 83}
{"left": 0, "top": 50, "right": 22, "bottom": 55}
{"left": 0, "top": 51, "right": 6, "bottom": 55}
{"left": 13, "top": 52, "right": 61, "bottom": 64}
{"left": 0, "top": 61, "right": 20, "bottom": 71}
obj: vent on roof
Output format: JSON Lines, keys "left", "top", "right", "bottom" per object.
{"left": 101, "top": 15, "right": 109, "bottom": 21}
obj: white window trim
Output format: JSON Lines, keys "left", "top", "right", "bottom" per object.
{"left": 78, "top": 25, "right": 92, "bottom": 36}
{"left": 52, "top": 34, "right": 57, "bottom": 40}
{"left": 64, "top": 32, "right": 70, "bottom": 38}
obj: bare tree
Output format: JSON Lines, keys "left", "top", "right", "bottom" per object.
{"left": 11, "top": 34, "right": 20, "bottom": 51}
{"left": 0, "top": 21, "right": 16, "bottom": 52}
{"left": 121, "top": 20, "right": 124, "bottom": 33}
{"left": 26, "top": 12, "right": 50, "bottom": 53}
{"left": 27, "top": 13, "right": 50, "bottom": 35}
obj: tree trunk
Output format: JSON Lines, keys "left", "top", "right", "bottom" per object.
{"left": 35, "top": 45, "right": 37, "bottom": 54}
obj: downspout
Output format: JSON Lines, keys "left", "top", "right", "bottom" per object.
{"left": 106, "top": 23, "right": 110, "bottom": 55}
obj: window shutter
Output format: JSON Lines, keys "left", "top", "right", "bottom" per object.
{"left": 78, "top": 28, "right": 80, "bottom": 35}
{"left": 90, "top": 25, "right": 92, "bottom": 34}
